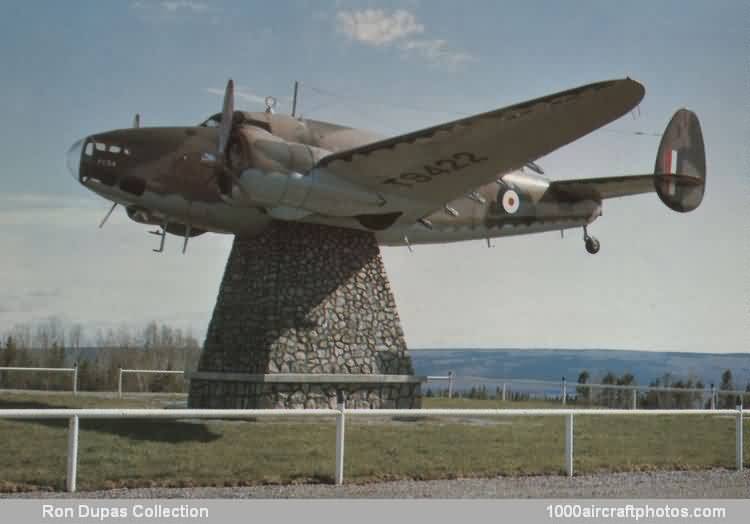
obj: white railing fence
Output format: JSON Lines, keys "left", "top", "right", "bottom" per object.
{"left": 0, "top": 366, "right": 78, "bottom": 395}
{"left": 0, "top": 406, "right": 744, "bottom": 493}
{"left": 426, "top": 371, "right": 454, "bottom": 398}
{"left": 117, "top": 368, "right": 185, "bottom": 398}
{"left": 1, "top": 366, "right": 747, "bottom": 410}
{"left": 427, "top": 375, "right": 749, "bottom": 410}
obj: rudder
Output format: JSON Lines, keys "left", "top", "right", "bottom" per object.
{"left": 654, "top": 109, "right": 706, "bottom": 212}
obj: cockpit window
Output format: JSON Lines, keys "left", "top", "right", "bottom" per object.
{"left": 86, "top": 140, "right": 129, "bottom": 157}
{"left": 199, "top": 114, "right": 222, "bottom": 128}
{"left": 198, "top": 112, "right": 272, "bottom": 132}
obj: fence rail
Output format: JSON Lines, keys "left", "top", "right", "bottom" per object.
{"left": 0, "top": 406, "right": 744, "bottom": 493}
{"left": 427, "top": 375, "right": 749, "bottom": 409}
{"left": 426, "top": 372, "right": 454, "bottom": 398}
{"left": 0, "top": 366, "right": 78, "bottom": 395}
{"left": 1, "top": 366, "right": 747, "bottom": 409}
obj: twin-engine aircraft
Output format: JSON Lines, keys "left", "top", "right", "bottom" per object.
{"left": 66, "top": 78, "right": 705, "bottom": 254}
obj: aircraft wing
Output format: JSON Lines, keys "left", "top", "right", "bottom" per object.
{"left": 316, "top": 78, "right": 645, "bottom": 218}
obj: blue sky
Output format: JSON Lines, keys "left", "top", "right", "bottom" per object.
{"left": 0, "top": 1, "right": 747, "bottom": 353}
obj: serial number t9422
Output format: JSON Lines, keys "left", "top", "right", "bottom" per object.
{"left": 382, "top": 151, "right": 488, "bottom": 188}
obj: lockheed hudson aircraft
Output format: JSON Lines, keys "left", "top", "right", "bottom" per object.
{"left": 66, "top": 78, "right": 705, "bottom": 254}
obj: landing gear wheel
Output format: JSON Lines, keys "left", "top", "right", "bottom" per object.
{"left": 585, "top": 236, "right": 600, "bottom": 255}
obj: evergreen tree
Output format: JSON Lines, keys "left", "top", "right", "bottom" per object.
{"left": 576, "top": 370, "right": 590, "bottom": 401}
{"left": 719, "top": 369, "right": 736, "bottom": 409}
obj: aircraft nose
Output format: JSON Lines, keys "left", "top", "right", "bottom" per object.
{"left": 66, "top": 138, "right": 85, "bottom": 181}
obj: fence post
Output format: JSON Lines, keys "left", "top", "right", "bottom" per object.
{"left": 447, "top": 371, "right": 454, "bottom": 399}
{"left": 565, "top": 413, "right": 574, "bottom": 477}
{"left": 631, "top": 388, "right": 637, "bottom": 410}
{"left": 67, "top": 415, "right": 79, "bottom": 493}
{"left": 72, "top": 364, "right": 78, "bottom": 396}
{"left": 710, "top": 384, "right": 716, "bottom": 410}
{"left": 737, "top": 404, "right": 744, "bottom": 472}
{"left": 118, "top": 368, "right": 123, "bottom": 398}
{"left": 588, "top": 385, "right": 593, "bottom": 405}
{"left": 335, "top": 399, "right": 346, "bottom": 485}
{"left": 502, "top": 383, "right": 506, "bottom": 402}
{"left": 561, "top": 377, "right": 567, "bottom": 405}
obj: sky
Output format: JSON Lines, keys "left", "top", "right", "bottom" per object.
{"left": 0, "top": 1, "right": 747, "bottom": 353}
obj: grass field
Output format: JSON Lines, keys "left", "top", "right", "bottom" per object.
{"left": 0, "top": 392, "right": 746, "bottom": 492}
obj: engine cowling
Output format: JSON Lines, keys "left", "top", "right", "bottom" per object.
{"left": 228, "top": 125, "right": 329, "bottom": 174}
{"left": 221, "top": 125, "right": 387, "bottom": 217}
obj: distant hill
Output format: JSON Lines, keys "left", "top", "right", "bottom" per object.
{"left": 59, "top": 346, "right": 750, "bottom": 390}
{"left": 410, "top": 348, "right": 750, "bottom": 389}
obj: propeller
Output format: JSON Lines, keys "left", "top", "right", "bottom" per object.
{"left": 218, "top": 79, "right": 234, "bottom": 156}
{"left": 214, "top": 79, "right": 239, "bottom": 196}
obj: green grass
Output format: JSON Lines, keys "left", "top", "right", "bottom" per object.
{"left": 0, "top": 393, "right": 746, "bottom": 492}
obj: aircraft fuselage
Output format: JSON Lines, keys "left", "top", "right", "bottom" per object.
{"left": 68, "top": 111, "right": 601, "bottom": 246}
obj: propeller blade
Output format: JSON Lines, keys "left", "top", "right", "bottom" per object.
{"left": 218, "top": 79, "right": 234, "bottom": 154}
{"left": 133, "top": 113, "right": 140, "bottom": 128}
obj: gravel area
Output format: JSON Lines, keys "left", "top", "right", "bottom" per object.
{"left": 5, "top": 470, "right": 748, "bottom": 499}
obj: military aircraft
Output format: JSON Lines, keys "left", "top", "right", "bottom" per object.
{"left": 66, "top": 78, "right": 705, "bottom": 254}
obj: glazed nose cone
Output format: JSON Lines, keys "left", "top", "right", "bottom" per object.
{"left": 66, "top": 138, "right": 85, "bottom": 181}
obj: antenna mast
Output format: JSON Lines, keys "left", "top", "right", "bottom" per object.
{"left": 291, "top": 80, "right": 299, "bottom": 117}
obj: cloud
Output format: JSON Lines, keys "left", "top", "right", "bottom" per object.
{"left": 400, "top": 38, "right": 476, "bottom": 68}
{"left": 0, "top": 193, "right": 103, "bottom": 227}
{"left": 335, "top": 9, "right": 474, "bottom": 68}
{"left": 130, "top": 1, "right": 217, "bottom": 20}
{"left": 336, "top": 9, "right": 424, "bottom": 46}
{"left": 161, "top": 1, "right": 209, "bottom": 13}
{"left": 0, "top": 191, "right": 232, "bottom": 341}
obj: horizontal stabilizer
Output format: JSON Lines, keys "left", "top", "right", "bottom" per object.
{"left": 547, "top": 109, "right": 706, "bottom": 213}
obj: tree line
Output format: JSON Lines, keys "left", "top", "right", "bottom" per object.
{"left": 0, "top": 318, "right": 201, "bottom": 393}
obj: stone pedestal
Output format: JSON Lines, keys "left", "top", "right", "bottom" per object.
{"left": 188, "top": 221, "right": 423, "bottom": 409}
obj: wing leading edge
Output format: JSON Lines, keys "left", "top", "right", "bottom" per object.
{"left": 316, "top": 78, "right": 645, "bottom": 219}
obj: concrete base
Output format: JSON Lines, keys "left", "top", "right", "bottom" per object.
{"left": 187, "top": 222, "right": 422, "bottom": 409}
{"left": 189, "top": 373, "right": 424, "bottom": 409}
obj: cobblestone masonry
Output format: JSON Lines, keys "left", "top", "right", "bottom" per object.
{"left": 188, "top": 221, "right": 422, "bottom": 409}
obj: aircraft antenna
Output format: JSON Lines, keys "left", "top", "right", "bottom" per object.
{"left": 291, "top": 80, "right": 299, "bottom": 117}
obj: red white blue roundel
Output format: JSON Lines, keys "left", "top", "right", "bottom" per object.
{"left": 502, "top": 189, "right": 520, "bottom": 214}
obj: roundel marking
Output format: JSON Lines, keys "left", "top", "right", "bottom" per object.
{"left": 502, "top": 189, "right": 520, "bottom": 214}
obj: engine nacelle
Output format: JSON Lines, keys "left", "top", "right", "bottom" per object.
{"left": 221, "top": 125, "right": 388, "bottom": 217}
{"left": 230, "top": 125, "right": 329, "bottom": 173}
{"left": 226, "top": 167, "right": 386, "bottom": 217}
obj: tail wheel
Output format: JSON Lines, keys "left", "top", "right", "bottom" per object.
{"left": 585, "top": 236, "right": 600, "bottom": 254}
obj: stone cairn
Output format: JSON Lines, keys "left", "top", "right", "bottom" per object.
{"left": 188, "top": 221, "right": 423, "bottom": 409}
